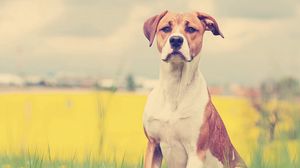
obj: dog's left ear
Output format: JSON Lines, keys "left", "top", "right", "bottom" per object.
{"left": 196, "top": 12, "right": 224, "bottom": 38}
{"left": 143, "top": 10, "right": 168, "bottom": 47}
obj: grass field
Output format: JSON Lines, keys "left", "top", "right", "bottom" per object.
{"left": 0, "top": 90, "right": 299, "bottom": 167}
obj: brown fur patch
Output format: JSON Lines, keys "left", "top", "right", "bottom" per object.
{"left": 197, "top": 93, "right": 247, "bottom": 168}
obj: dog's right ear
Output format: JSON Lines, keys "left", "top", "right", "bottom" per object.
{"left": 196, "top": 11, "right": 224, "bottom": 38}
{"left": 143, "top": 10, "right": 168, "bottom": 47}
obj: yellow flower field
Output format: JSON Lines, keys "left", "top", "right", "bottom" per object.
{"left": 0, "top": 91, "right": 298, "bottom": 165}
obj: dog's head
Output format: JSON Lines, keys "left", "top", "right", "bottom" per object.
{"left": 143, "top": 11, "right": 223, "bottom": 63}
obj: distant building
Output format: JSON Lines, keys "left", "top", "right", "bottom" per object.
{"left": 0, "top": 73, "right": 24, "bottom": 86}
{"left": 135, "top": 77, "right": 159, "bottom": 92}
{"left": 24, "top": 75, "right": 43, "bottom": 86}
{"left": 229, "top": 83, "right": 260, "bottom": 98}
{"left": 98, "top": 78, "right": 116, "bottom": 89}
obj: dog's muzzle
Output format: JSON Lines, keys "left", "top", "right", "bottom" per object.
{"left": 162, "top": 51, "right": 193, "bottom": 62}
{"left": 162, "top": 35, "right": 193, "bottom": 62}
{"left": 169, "top": 36, "right": 183, "bottom": 50}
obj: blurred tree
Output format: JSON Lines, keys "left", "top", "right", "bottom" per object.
{"left": 251, "top": 77, "right": 300, "bottom": 142}
{"left": 126, "top": 74, "right": 136, "bottom": 91}
{"left": 277, "top": 77, "right": 300, "bottom": 99}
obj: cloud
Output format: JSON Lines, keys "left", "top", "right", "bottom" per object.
{"left": 200, "top": 3, "right": 300, "bottom": 84}
{"left": 187, "top": 0, "right": 216, "bottom": 14}
{"left": 45, "top": 0, "right": 134, "bottom": 37}
{"left": 0, "top": 0, "right": 299, "bottom": 84}
{"left": 215, "top": 0, "right": 298, "bottom": 19}
{"left": 203, "top": 6, "right": 300, "bottom": 55}
{"left": 36, "top": 3, "right": 153, "bottom": 57}
{"left": 0, "top": 0, "right": 64, "bottom": 47}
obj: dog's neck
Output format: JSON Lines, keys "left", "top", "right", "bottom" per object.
{"left": 159, "top": 57, "right": 203, "bottom": 109}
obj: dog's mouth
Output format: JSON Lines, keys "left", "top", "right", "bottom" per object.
{"left": 162, "top": 51, "right": 193, "bottom": 62}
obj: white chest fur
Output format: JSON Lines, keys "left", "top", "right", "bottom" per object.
{"left": 143, "top": 61, "right": 209, "bottom": 167}
{"left": 143, "top": 74, "right": 209, "bottom": 142}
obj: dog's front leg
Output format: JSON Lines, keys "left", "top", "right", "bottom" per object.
{"left": 144, "top": 140, "right": 163, "bottom": 168}
{"left": 186, "top": 153, "right": 205, "bottom": 168}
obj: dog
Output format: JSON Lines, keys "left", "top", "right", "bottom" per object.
{"left": 142, "top": 11, "right": 247, "bottom": 168}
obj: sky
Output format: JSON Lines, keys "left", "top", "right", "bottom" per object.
{"left": 0, "top": 0, "right": 299, "bottom": 86}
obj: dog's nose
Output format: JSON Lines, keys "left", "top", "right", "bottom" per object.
{"left": 169, "top": 36, "right": 183, "bottom": 49}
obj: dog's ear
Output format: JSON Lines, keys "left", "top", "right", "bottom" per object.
{"left": 143, "top": 10, "right": 168, "bottom": 47}
{"left": 196, "top": 11, "right": 224, "bottom": 38}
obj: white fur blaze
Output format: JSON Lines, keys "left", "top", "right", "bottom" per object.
{"left": 161, "top": 31, "right": 191, "bottom": 62}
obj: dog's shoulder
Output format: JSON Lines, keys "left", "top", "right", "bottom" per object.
{"left": 201, "top": 99, "right": 247, "bottom": 167}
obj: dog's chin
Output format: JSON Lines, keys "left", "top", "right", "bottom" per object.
{"left": 169, "top": 55, "right": 185, "bottom": 64}
{"left": 162, "top": 51, "right": 192, "bottom": 63}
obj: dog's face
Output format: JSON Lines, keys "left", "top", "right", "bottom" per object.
{"left": 144, "top": 11, "right": 223, "bottom": 63}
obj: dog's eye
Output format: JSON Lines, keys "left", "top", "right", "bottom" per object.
{"left": 161, "top": 26, "right": 172, "bottom": 33}
{"left": 185, "top": 26, "right": 197, "bottom": 33}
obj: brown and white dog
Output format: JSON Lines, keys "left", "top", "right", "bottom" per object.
{"left": 142, "top": 11, "right": 247, "bottom": 168}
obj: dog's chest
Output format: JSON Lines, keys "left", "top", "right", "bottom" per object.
{"left": 144, "top": 105, "right": 200, "bottom": 143}
{"left": 143, "top": 88, "right": 209, "bottom": 152}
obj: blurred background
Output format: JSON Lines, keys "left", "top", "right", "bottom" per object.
{"left": 0, "top": 0, "right": 299, "bottom": 167}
